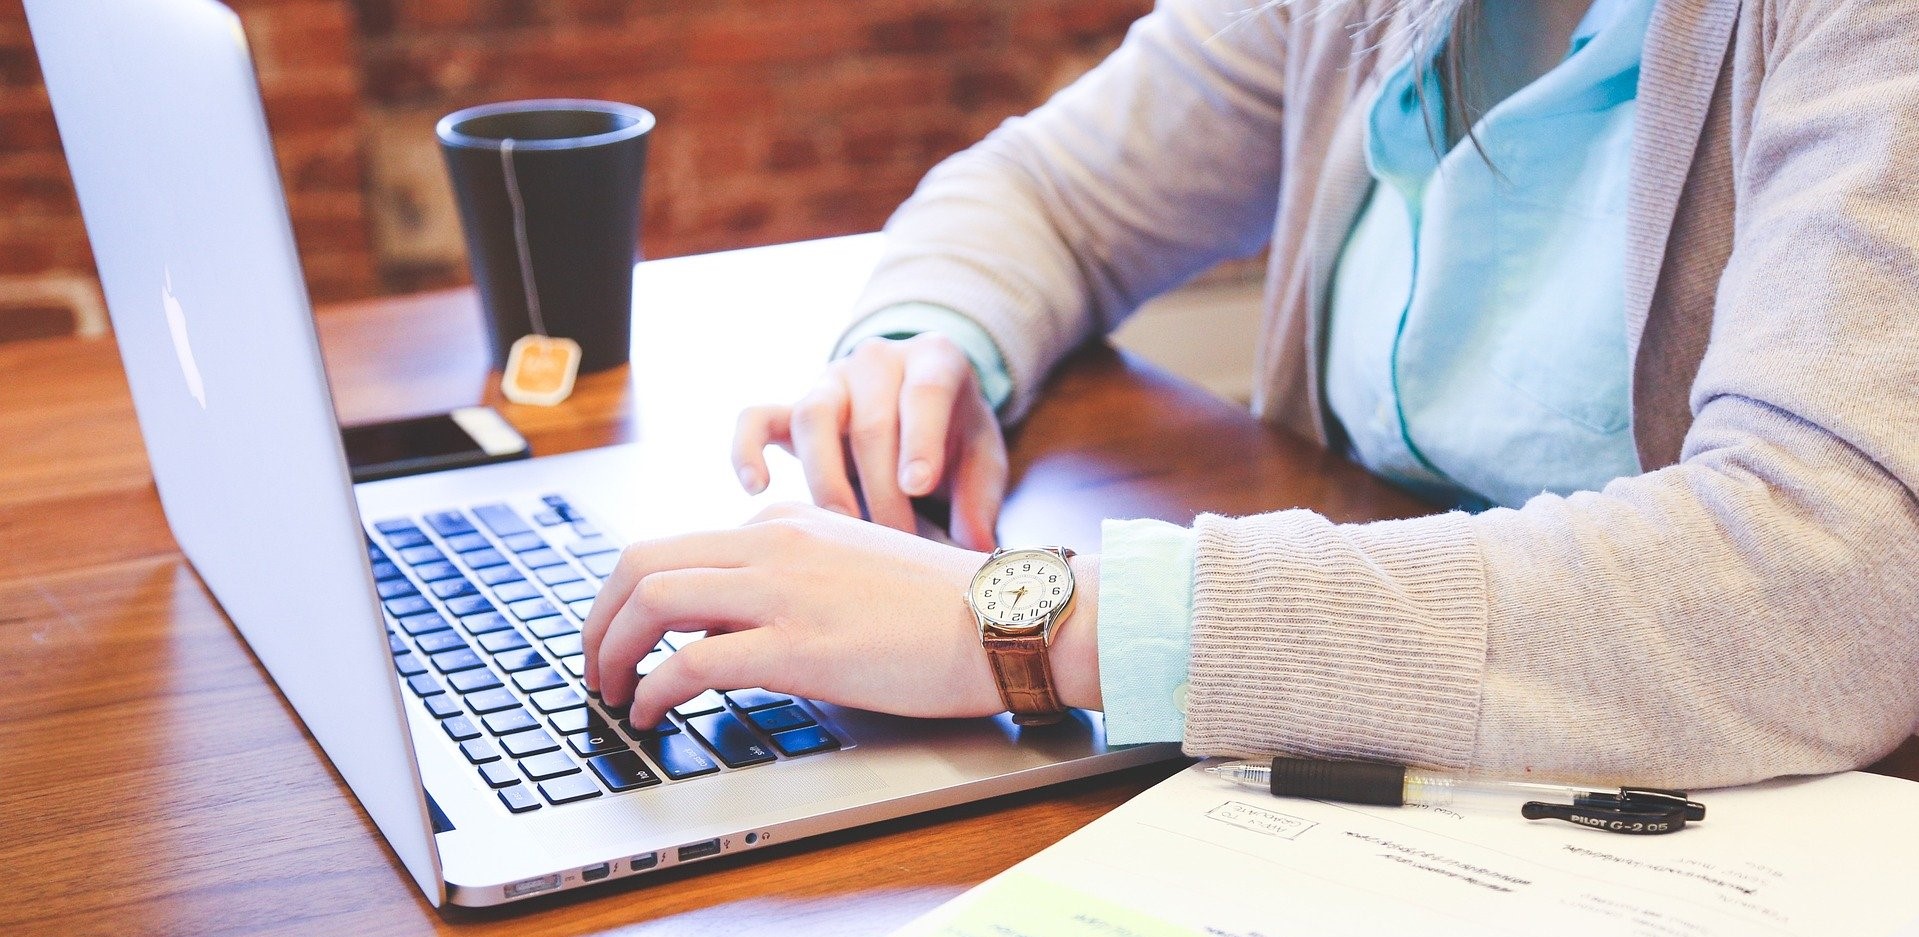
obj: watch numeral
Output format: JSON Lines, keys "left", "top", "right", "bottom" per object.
{"left": 1040, "top": 600, "right": 1052, "bottom": 609}
{"left": 1051, "top": 587, "right": 1062, "bottom": 595}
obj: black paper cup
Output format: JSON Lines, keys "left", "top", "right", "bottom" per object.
{"left": 438, "top": 99, "right": 654, "bottom": 374}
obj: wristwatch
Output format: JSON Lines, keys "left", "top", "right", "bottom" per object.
{"left": 965, "top": 546, "right": 1077, "bottom": 726}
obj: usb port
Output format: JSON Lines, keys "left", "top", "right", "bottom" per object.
{"left": 677, "top": 839, "right": 722, "bottom": 862}
{"left": 581, "top": 863, "right": 610, "bottom": 882}
{"left": 504, "top": 873, "right": 560, "bottom": 898}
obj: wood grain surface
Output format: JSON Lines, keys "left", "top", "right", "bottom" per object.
{"left": 2, "top": 242, "right": 1913, "bottom": 936}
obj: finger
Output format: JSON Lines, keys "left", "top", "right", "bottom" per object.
{"left": 595, "top": 567, "right": 768, "bottom": 708}
{"left": 895, "top": 339, "right": 971, "bottom": 497}
{"left": 628, "top": 629, "right": 787, "bottom": 729}
{"left": 788, "top": 376, "right": 861, "bottom": 516}
{"left": 841, "top": 357, "right": 916, "bottom": 533}
{"left": 584, "top": 526, "right": 778, "bottom": 693}
{"left": 731, "top": 405, "right": 793, "bottom": 494}
{"left": 947, "top": 418, "right": 1007, "bottom": 551}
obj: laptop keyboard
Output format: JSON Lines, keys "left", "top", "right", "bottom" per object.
{"left": 367, "top": 494, "right": 846, "bottom": 814}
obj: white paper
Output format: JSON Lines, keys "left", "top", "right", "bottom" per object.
{"left": 897, "top": 761, "right": 1919, "bottom": 937}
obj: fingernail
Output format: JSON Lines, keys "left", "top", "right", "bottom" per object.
{"left": 738, "top": 467, "right": 763, "bottom": 493}
{"left": 901, "top": 459, "right": 932, "bottom": 493}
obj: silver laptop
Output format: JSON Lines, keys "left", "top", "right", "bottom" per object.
{"left": 27, "top": 0, "right": 1176, "bottom": 909}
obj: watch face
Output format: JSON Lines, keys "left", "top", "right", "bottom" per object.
{"left": 969, "top": 548, "right": 1073, "bottom": 629}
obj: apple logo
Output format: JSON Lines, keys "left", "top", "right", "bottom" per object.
{"left": 162, "top": 268, "right": 207, "bottom": 409}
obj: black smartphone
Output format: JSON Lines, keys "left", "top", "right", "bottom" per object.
{"left": 341, "top": 406, "right": 531, "bottom": 483}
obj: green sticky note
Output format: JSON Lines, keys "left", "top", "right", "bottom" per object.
{"left": 926, "top": 872, "right": 1203, "bottom": 937}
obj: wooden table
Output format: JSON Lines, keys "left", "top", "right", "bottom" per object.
{"left": 2, "top": 238, "right": 1913, "bottom": 936}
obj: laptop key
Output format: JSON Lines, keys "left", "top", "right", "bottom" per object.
{"left": 724, "top": 688, "right": 791, "bottom": 711}
{"left": 459, "top": 548, "right": 508, "bottom": 570}
{"left": 491, "top": 580, "right": 540, "bottom": 603}
{"left": 672, "top": 690, "right": 726, "bottom": 718}
{"left": 478, "top": 761, "right": 521, "bottom": 789}
{"left": 430, "top": 578, "right": 478, "bottom": 600}
{"left": 480, "top": 629, "right": 530, "bottom": 654}
{"left": 478, "top": 565, "right": 525, "bottom": 587}
{"left": 384, "top": 528, "right": 429, "bottom": 550}
{"left": 636, "top": 649, "right": 671, "bottom": 677}
{"left": 568, "top": 725, "right": 627, "bottom": 757}
{"left": 550, "top": 708, "right": 595, "bottom": 735}
{"left": 387, "top": 631, "right": 408, "bottom": 655}
{"left": 442, "top": 715, "right": 481, "bottom": 742}
{"left": 503, "top": 729, "right": 561, "bottom": 759}
{"left": 567, "top": 535, "right": 619, "bottom": 557}
{"left": 663, "top": 630, "right": 704, "bottom": 650}
{"left": 398, "top": 612, "right": 449, "bottom": 636}
{"left": 399, "top": 545, "right": 446, "bottom": 566}
{"left": 376, "top": 578, "right": 417, "bottom": 600}
{"left": 537, "top": 774, "right": 601, "bottom": 805}
{"left": 406, "top": 674, "right": 444, "bottom": 697}
{"left": 770, "top": 725, "right": 841, "bottom": 757}
{"left": 443, "top": 594, "right": 493, "bottom": 618}
{"left": 483, "top": 708, "right": 538, "bottom": 735}
{"left": 424, "top": 510, "right": 476, "bottom": 537}
{"left": 560, "top": 654, "right": 586, "bottom": 678}
{"left": 567, "top": 599, "right": 594, "bottom": 619}
{"left": 430, "top": 647, "right": 484, "bottom": 674}
{"left": 449, "top": 667, "right": 503, "bottom": 694}
{"left": 373, "top": 518, "right": 417, "bottom": 535}
{"left": 414, "top": 629, "right": 468, "bottom": 655}
{"left": 537, "top": 565, "right": 584, "bottom": 587}
{"left": 686, "top": 712, "right": 776, "bottom": 768}
{"left": 531, "top": 687, "right": 584, "bottom": 714}
{"left": 472, "top": 503, "right": 533, "bottom": 537}
{"left": 498, "top": 784, "right": 541, "bottom": 813}
{"left": 423, "top": 694, "right": 463, "bottom": 719}
{"left": 747, "top": 704, "right": 815, "bottom": 734}
{"left": 444, "top": 532, "right": 489, "bottom": 553}
{"left": 459, "top": 612, "right": 512, "bottom": 636}
{"left": 551, "top": 580, "right": 596, "bottom": 603}
{"left": 384, "top": 595, "right": 432, "bottom": 618}
{"left": 528, "top": 617, "right": 578, "bottom": 640}
{"left": 519, "top": 548, "right": 565, "bottom": 569}
{"left": 465, "top": 687, "right": 519, "bottom": 714}
{"left": 544, "top": 633, "right": 583, "bottom": 658}
{"left": 509, "top": 598, "right": 558, "bottom": 622}
{"left": 394, "top": 652, "right": 427, "bottom": 677}
{"left": 502, "top": 532, "right": 547, "bottom": 553}
{"left": 460, "top": 738, "right": 501, "bottom": 764}
{"left": 371, "top": 560, "right": 403, "bottom": 582}
{"left": 514, "top": 667, "right": 565, "bottom": 693}
{"left": 414, "top": 561, "right": 461, "bottom": 583}
{"left": 587, "top": 751, "right": 660, "bottom": 791}
{"left": 533, "top": 510, "right": 565, "bottom": 527}
{"left": 582, "top": 553, "right": 619, "bottom": 578}
{"left": 641, "top": 734, "right": 720, "bottom": 779}
{"left": 519, "top": 750, "right": 578, "bottom": 780}
{"left": 495, "top": 648, "right": 546, "bottom": 673}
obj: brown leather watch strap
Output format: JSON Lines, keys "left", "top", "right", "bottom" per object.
{"left": 982, "top": 630, "right": 1065, "bottom": 726}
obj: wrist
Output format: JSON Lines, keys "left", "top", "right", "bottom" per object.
{"left": 1052, "top": 553, "right": 1101, "bottom": 711}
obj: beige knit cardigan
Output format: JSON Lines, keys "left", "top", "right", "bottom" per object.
{"left": 849, "top": 0, "right": 1919, "bottom": 786}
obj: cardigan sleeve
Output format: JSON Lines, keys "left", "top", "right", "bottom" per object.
{"left": 1182, "top": 0, "right": 1919, "bottom": 788}
{"left": 846, "top": 0, "right": 1291, "bottom": 423}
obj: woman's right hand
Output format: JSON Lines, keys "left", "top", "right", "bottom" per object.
{"left": 731, "top": 333, "right": 1007, "bottom": 551}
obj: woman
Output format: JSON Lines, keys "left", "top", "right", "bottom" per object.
{"left": 582, "top": 0, "right": 1919, "bottom": 786}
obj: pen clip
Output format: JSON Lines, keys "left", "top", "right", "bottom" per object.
{"left": 1521, "top": 788, "right": 1705, "bottom": 835}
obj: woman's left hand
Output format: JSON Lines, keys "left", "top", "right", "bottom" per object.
{"left": 582, "top": 502, "right": 1098, "bottom": 729}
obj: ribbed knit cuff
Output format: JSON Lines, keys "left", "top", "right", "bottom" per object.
{"left": 1185, "top": 509, "right": 1487, "bottom": 768}
{"left": 849, "top": 249, "right": 1081, "bottom": 425}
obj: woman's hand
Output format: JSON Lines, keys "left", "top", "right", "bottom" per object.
{"left": 581, "top": 502, "right": 1100, "bottom": 729}
{"left": 732, "top": 333, "right": 1007, "bottom": 550}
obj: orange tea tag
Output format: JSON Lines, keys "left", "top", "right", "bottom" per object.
{"left": 501, "top": 333, "right": 581, "bottom": 406}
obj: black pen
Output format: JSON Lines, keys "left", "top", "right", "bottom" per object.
{"left": 1208, "top": 757, "right": 1705, "bottom": 835}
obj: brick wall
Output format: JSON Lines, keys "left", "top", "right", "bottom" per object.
{"left": 0, "top": 0, "right": 1149, "bottom": 308}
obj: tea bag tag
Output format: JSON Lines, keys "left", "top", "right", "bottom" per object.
{"left": 501, "top": 333, "right": 581, "bottom": 406}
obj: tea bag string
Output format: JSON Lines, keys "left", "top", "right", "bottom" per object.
{"left": 499, "top": 137, "right": 548, "bottom": 338}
